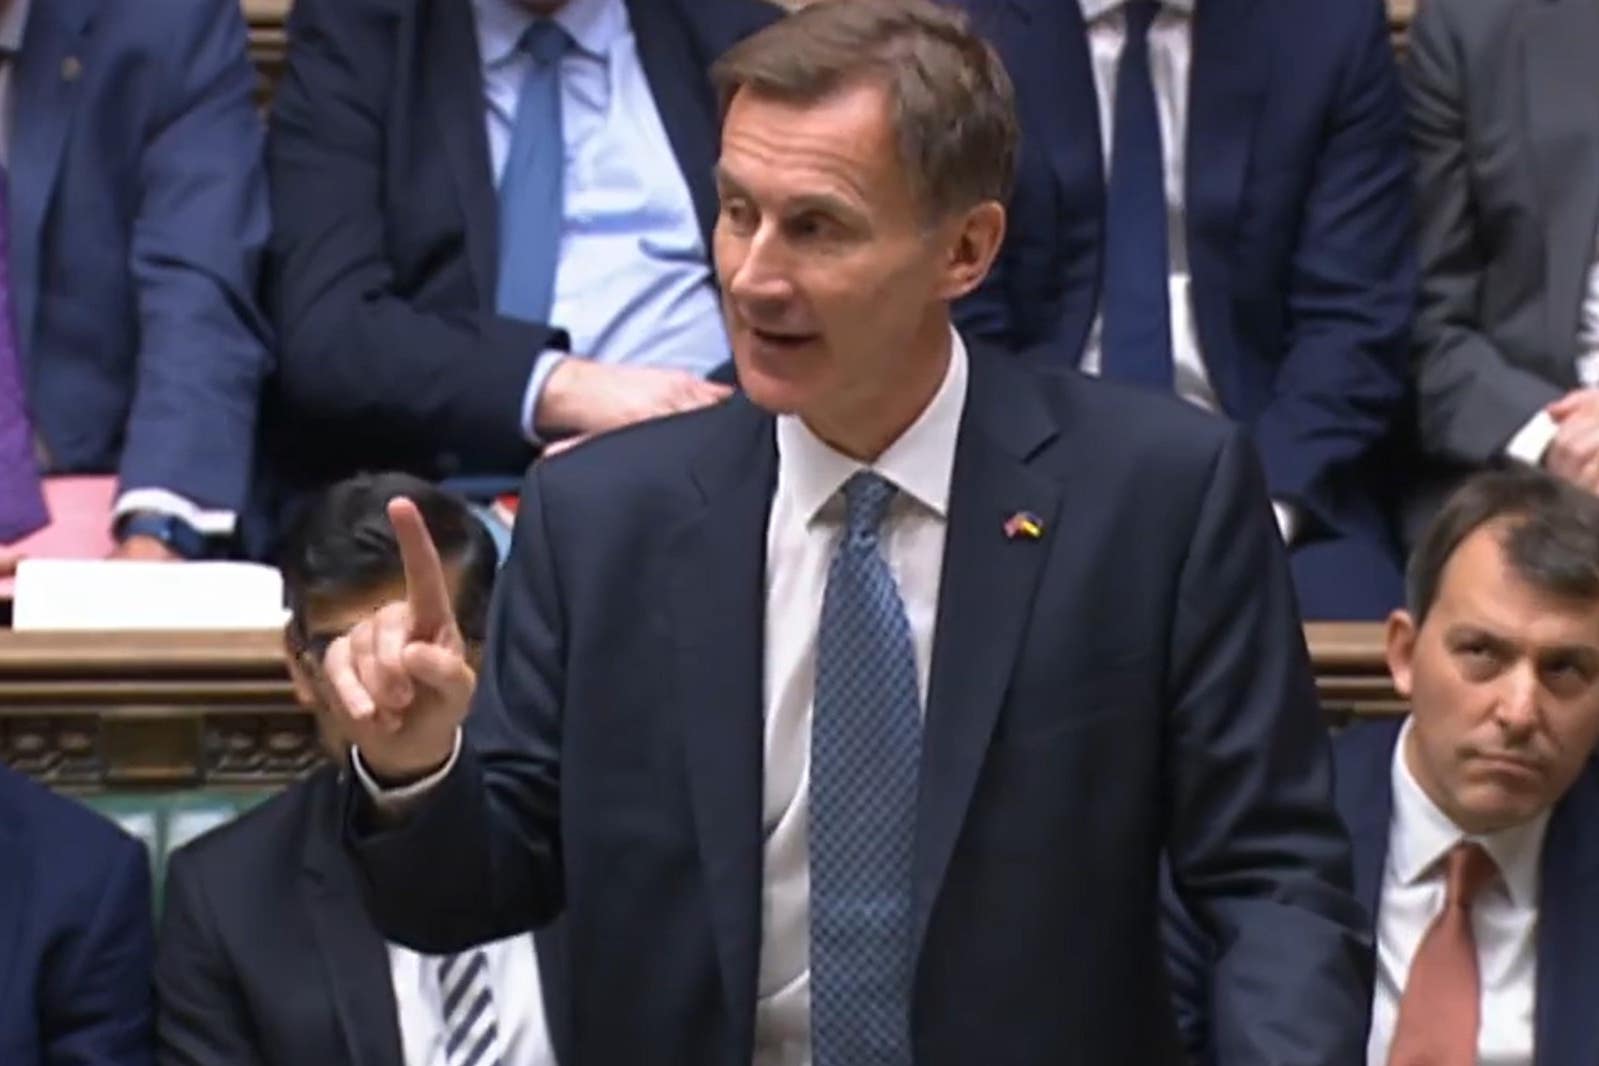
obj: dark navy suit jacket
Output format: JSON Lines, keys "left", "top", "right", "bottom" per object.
{"left": 0, "top": 764, "right": 154, "bottom": 1066}
{"left": 952, "top": 0, "right": 1416, "bottom": 571}
{"left": 16, "top": 0, "right": 270, "bottom": 510}
{"left": 1167, "top": 717, "right": 1599, "bottom": 1065}
{"left": 155, "top": 764, "right": 568, "bottom": 1066}
{"left": 260, "top": 0, "right": 779, "bottom": 543}
{"left": 349, "top": 341, "right": 1371, "bottom": 1065}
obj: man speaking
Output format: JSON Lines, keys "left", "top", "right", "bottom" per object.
{"left": 325, "top": 1, "right": 1371, "bottom": 1062}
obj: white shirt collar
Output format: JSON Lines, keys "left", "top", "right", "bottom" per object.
{"left": 472, "top": 0, "right": 626, "bottom": 68}
{"left": 1078, "top": 0, "right": 1194, "bottom": 24}
{"left": 1389, "top": 717, "right": 1550, "bottom": 910}
{"left": 0, "top": 0, "right": 31, "bottom": 54}
{"left": 774, "top": 327, "right": 969, "bottom": 528}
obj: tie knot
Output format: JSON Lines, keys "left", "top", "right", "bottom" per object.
{"left": 842, "top": 471, "right": 896, "bottom": 543}
{"left": 1123, "top": 0, "right": 1161, "bottom": 38}
{"left": 520, "top": 18, "right": 570, "bottom": 66}
{"left": 1443, "top": 842, "right": 1497, "bottom": 910}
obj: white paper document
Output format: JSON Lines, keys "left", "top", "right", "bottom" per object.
{"left": 11, "top": 559, "right": 289, "bottom": 630}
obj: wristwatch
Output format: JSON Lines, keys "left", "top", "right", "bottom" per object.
{"left": 113, "top": 510, "right": 209, "bottom": 559}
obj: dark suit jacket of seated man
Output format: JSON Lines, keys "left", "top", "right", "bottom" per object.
{"left": 157, "top": 474, "right": 566, "bottom": 1066}
{"left": 1165, "top": 469, "right": 1599, "bottom": 1066}
{"left": 949, "top": 0, "right": 1417, "bottom": 620}
{"left": 330, "top": 3, "right": 1370, "bottom": 1064}
{"left": 3, "top": 0, "right": 270, "bottom": 560}
{"left": 0, "top": 763, "right": 154, "bottom": 1066}
{"left": 1403, "top": 0, "right": 1599, "bottom": 545}
{"left": 258, "top": 0, "right": 780, "bottom": 548}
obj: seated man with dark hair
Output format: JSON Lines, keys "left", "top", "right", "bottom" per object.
{"left": 154, "top": 472, "right": 563, "bottom": 1066}
{"left": 0, "top": 763, "right": 154, "bottom": 1065}
{"left": 1166, "top": 466, "right": 1599, "bottom": 1066}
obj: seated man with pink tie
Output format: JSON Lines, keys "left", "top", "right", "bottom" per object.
{"left": 1166, "top": 467, "right": 1599, "bottom": 1065}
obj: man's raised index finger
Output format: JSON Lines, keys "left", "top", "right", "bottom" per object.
{"left": 388, "top": 497, "right": 455, "bottom": 638}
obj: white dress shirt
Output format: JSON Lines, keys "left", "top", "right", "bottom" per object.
{"left": 388, "top": 933, "right": 558, "bottom": 1066}
{"left": 1510, "top": 238, "right": 1599, "bottom": 463}
{"left": 360, "top": 329, "right": 969, "bottom": 1066}
{"left": 1076, "top": 0, "right": 1295, "bottom": 540}
{"left": 1077, "top": 0, "right": 1209, "bottom": 410}
{"left": 471, "top": 0, "right": 729, "bottom": 441}
{"left": 753, "top": 329, "right": 966, "bottom": 1066}
{"left": 1367, "top": 719, "right": 1546, "bottom": 1066}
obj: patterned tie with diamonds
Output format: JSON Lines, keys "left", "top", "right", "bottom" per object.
{"left": 809, "top": 471, "right": 921, "bottom": 1066}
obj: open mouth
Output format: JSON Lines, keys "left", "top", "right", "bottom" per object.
{"left": 750, "top": 327, "right": 817, "bottom": 349}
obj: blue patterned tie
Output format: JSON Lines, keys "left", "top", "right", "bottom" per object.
{"left": 496, "top": 20, "right": 570, "bottom": 324}
{"left": 438, "top": 950, "right": 503, "bottom": 1066}
{"left": 1099, "top": 0, "right": 1174, "bottom": 389}
{"left": 0, "top": 165, "right": 47, "bottom": 543}
{"left": 810, "top": 472, "right": 920, "bottom": 1066}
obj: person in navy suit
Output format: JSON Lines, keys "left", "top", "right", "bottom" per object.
{"left": 321, "top": 4, "right": 1369, "bottom": 1064}
{"left": 1167, "top": 467, "right": 1599, "bottom": 1066}
{"left": 948, "top": 0, "right": 1416, "bottom": 620}
{"left": 259, "top": 0, "right": 780, "bottom": 551}
{"left": 0, "top": 0, "right": 270, "bottom": 564}
{"left": 156, "top": 473, "right": 566, "bottom": 1066}
{"left": 0, "top": 763, "right": 154, "bottom": 1065}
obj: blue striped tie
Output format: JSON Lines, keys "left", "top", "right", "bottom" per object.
{"left": 1099, "top": 0, "right": 1174, "bottom": 389}
{"left": 496, "top": 19, "right": 571, "bottom": 324}
{"left": 810, "top": 472, "right": 920, "bottom": 1066}
{"left": 438, "top": 950, "right": 503, "bottom": 1066}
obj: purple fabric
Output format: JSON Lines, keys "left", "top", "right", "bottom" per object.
{"left": 0, "top": 166, "right": 47, "bottom": 544}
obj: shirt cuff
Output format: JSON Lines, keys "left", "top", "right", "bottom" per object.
{"left": 351, "top": 728, "right": 462, "bottom": 814}
{"left": 1271, "top": 500, "right": 1301, "bottom": 546}
{"left": 521, "top": 349, "right": 570, "bottom": 446}
{"left": 1505, "top": 411, "right": 1559, "bottom": 467}
{"left": 113, "top": 489, "right": 236, "bottom": 536}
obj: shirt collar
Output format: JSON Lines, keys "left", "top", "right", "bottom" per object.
{"left": 472, "top": 0, "right": 626, "bottom": 68}
{"left": 775, "top": 327, "right": 969, "bottom": 528}
{"left": 1077, "top": 0, "right": 1194, "bottom": 24}
{"left": 0, "top": 0, "right": 32, "bottom": 56}
{"left": 1389, "top": 717, "right": 1550, "bottom": 910}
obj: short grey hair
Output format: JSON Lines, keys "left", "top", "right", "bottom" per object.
{"left": 711, "top": 0, "right": 1018, "bottom": 220}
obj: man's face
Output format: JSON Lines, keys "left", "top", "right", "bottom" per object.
{"left": 285, "top": 573, "right": 471, "bottom": 760}
{"left": 712, "top": 81, "right": 1002, "bottom": 443}
{"left": 1388, "top": 522, "right": 1599, "bottom": 834}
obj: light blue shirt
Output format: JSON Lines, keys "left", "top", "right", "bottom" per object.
{"left": 472, "top": 0, "right": 730, "bottom": 440}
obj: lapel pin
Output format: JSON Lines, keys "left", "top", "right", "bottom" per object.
{"left": 61, "top": 56, "right": 82, "bottom": 82}
{"left": 1003, "top": 510, "right": 1044, "bottom": 541}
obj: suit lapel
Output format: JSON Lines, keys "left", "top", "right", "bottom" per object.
{"left": 1003, "top": 0, "right": 1102, "bottom": 361}
{"left": 667, "top": 399, "right": 775, "bottom": 1056}
{"left": 9, "top": 0, "right": 95, "bottom": 368}
{"left": 1333, "top": 722, "right": 1399, "bottom": 926}
{"left": 1522, "top": 0, "right": 1599, "bottom": 365}
{"left": 1533, "top": 759, "right": 1599, "bottom": 1065}
{"left": 1185, "top": 0, "right": 1266, "bottom": 405}
{"left": 627, "top": 0, "right": 721, "bottom": 249}
{"left": 0, "top": 795, "right": 24, "bottom": 1020}
{"left": 423, "top": 0, "right": 500, "bottom": 302}
{"left": 911, "top": 343, "right": 1062, "bottom": 951}
{"left": 300, "top": 771, "right": 407, "bottom": 1066}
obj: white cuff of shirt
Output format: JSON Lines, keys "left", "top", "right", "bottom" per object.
{"left": 521, "top": 349, "right": 570, "bottom": 446}
{"left": 351, "top": 728, "right": 463, "bottom": 814}
{"left": 1271, "top": 499, "right": 1301, "bottom": 546}
{"left": 113, "top": 489, "right": 236, "bottom": 536}
{"left": 1504, "top": 411, "right": 1559, "bottom": 468}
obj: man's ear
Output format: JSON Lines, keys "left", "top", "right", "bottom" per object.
{"left": 283, "top": 625, "right": 319, "bottom": 709}
{"left": 1385, "top": 608, "right": 1419, "bottom": 702}
{"left": 935, "top": 199, "right": 1006, "bottom": 303}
